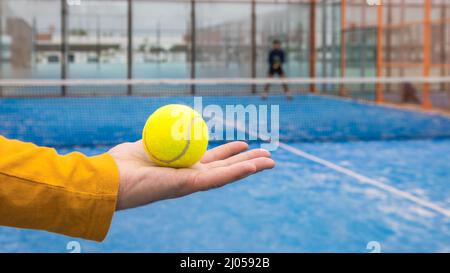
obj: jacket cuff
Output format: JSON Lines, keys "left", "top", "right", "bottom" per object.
{"left": 84, "top": 153, "right": 120, "bottom": 242}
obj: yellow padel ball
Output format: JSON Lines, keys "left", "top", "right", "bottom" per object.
{"left": 142, "top": 104, "right": 209, "bottom": 168}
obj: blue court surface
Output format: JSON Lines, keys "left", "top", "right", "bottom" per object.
{"left": 0, "top": 95, "right": 449, "bottom": 252}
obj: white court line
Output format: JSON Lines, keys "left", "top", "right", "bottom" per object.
{"left": 222, "top": 118, "right": 450, "bottom": 218}
{"left": 278, "top": 143, "right": 450, "bottom": 218}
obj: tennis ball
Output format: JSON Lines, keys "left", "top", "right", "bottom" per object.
{"left": 142, "top": 104, "right": 209, "bottom": 168}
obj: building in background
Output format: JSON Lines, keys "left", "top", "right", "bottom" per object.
{"left": 6, "top": 17, "right": 33, "bottom": 68}
{"left": 0, "top": 0, "right": 33, "bottom": 69}
{"left": 35, "top": 29, "right": 123, "bottom": 64}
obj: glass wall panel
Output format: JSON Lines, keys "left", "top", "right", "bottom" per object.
{"left": 67, "top": 0, "right": 127, "bottom": 79}
{"left": 195, "top": 1, "right": 252, "bottom": 78}
{"left": 256, "top": 2, "right": 310, "bottom": 78}
{"left": 1, "top": 0, "right": 61, "bottom": 79}
{"left": 133, "top": 0, "right": 190, "bottom": 79}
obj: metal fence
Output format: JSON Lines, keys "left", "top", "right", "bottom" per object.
{"left": 0, "top": 0, "right": 449, "bottom": 110}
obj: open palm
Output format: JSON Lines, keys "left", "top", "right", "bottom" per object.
{"left": 108, "top": 140, "right": 275, "bottom": 210}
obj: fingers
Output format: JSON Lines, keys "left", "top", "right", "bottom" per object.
{"left": 206, "top": 148, "right": 271, "bottom": 168}
{"left": 191, "top": 157, "right": 275, "bottom": 191}
{"left": 248, "top": 157, "right": 276, "bottom": 172}
{"left": 200, "top": 141, "right": 249, "bottom": 163}
{"left": 192, "top": 161, "right": 256, "bottom": 191}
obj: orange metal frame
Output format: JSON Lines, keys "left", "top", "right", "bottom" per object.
{"left": 337, "top": 0, "right": 442, "bottom": 109}
{"left": 422, "top": 0, "right": 432, "bottom": 109}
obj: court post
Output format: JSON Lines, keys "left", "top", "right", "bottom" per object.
{"left": 376, "top": 0, "right": 384, "bottom": 103}
{"left": 440, "top": 4, "right": 447, "bottom": 92}
{"left": 360, "top": 1, "right": 367, "bottom": 93}
{"left": 331, "top": 2, "right": 338, "bottom": 79}
{"left": 127, "top": 0, "right": 133, "bottom": 96}
{"left": 339, "top": 0, "right": 347, "bottom": 96}
{"left": 309, "top": 0, "right": 317, "bottom": 93}
{"left": 190, "top": 0, "right": 196, "bottom": 95}
{"left": 251, "top": 0, "right": 256, "bottom": 94}
{"left": 61, "top": 0, "right": 68, "bottom": 96}
{"left": 385, "top": 1, "right": 392, "bottom": 93}
{"left": 399, "top": 0, "right": 405, "bottom": 78}
{"left": 422, "top": 0, "right": 432, "bottom": 109}
{"left": 321, "top": 0, "right": 327, "bottom": 93}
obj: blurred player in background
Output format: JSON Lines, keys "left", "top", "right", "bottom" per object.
{"left": 262, "top": 40, "right": 292, "bottom": 100}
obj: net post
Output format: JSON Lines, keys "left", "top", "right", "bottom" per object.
{"left": 309, "top": 0, "right": 317, "bottom": 93}
{"left": 61, "top": 0, "right": 68, "bottom": 97}
{"left": 376, "top": 0, "right": 384, "bottom": 103}
{"left": 190, "top": 0, "right": 196, "bottom": 95}
{"left": 251, "top": 0, "right": 256, "bottom": 94}
{"left": 127, "top": 0, "right": 133, "bottom": 96}
{"left": 422, "top": 0, "right": 432, "bottom": 109}
{"left": 339, "top": 0, "right": 347, "bottom": 97}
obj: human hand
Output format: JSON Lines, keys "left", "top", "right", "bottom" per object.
{"left": 108, "top": 141, "right": 275, "bottom": 210}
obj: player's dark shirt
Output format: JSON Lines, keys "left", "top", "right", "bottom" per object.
{"left": 268, "top": 49, "right": 285, "bottom": 67}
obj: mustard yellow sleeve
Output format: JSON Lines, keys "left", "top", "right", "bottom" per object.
{"left": 0, "top": 135, "right": 119, "bottom": 242}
